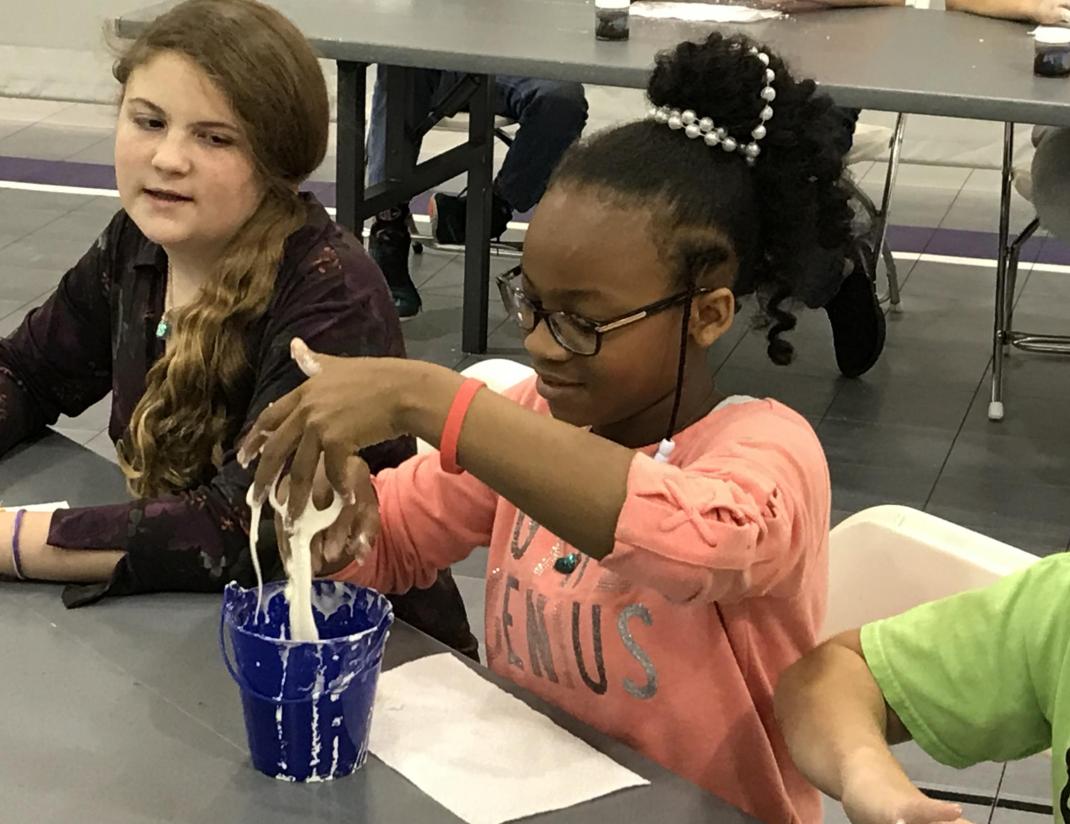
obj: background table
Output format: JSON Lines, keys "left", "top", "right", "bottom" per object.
{"left": 116, "top": 2, "right": 1070, "bottom": 354}
{"left": 0, "top": 432, "right": 756, "bottom": 823}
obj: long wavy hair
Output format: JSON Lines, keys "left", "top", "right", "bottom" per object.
{"left": 114, "top": 0, "right": 330, "bottom": 497}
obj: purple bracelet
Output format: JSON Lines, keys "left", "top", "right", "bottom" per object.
{"left": 11, "top": 509, "right": 26, "bottom": 580}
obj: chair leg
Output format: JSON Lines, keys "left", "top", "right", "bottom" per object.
{"left": 407, "top": 212, "right": 423, "bottom": 254}
{"left": 875, "top": 113, "right": 907, "bottom": 312}
{"left": 989, "top": 123, "right": 1015, "bottom": 422}
{"left": 1004, "top": 217, "right": 1040, "bottom": 335}
{"left": 881, "top": 242, "right": 899, "bottom": 307}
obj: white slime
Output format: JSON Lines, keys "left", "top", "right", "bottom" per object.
{"left": 244, "top": 466, "right": 350, "bottom": 781}
{"left": 268, "top": 480, "right": 344, "bottom": 643}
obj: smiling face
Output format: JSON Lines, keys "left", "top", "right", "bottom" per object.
{"left": 519, "top": 184, "right": 736, "bottom": 442}
{"left": 114, "top": 50, "right": 264, "bottom": 264}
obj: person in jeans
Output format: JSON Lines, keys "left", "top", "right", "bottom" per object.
{"left": 366, "top": 69, "right": 588, "bottom": 318}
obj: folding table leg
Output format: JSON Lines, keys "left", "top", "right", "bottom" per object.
{"left": 461, "top": 74, "right": 495, "bottom": 355}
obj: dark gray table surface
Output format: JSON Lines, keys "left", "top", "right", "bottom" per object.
{"left": 0, "top": 432, "right": 755, "bottom": 823}
{"left": 117, "top": 1, "right": 1070, "bottom": 126}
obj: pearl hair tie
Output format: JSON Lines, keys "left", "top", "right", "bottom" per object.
{"left": 649, "top": 47, "right": 774, "bottom": 166}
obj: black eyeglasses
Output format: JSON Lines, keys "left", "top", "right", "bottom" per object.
{"left": 496, "top": 265, "right": 711, "bottom": 356}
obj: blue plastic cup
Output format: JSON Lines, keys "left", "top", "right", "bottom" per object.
{"left": 220, "top": 580, "right": 393, "bottom": 782}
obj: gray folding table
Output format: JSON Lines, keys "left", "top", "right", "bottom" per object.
{"left": 0, "top": 432, "right": 756, "bottom": 823}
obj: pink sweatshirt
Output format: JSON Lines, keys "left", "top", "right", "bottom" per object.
{"left": 336, "top": 379, "right": 829, "bottom": 823}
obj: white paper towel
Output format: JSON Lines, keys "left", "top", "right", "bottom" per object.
{"left": 630, "top": 2, "right": 782, "bottom": 23}
{"left": 369, "top": 653, "right": 649, "bottom": 824}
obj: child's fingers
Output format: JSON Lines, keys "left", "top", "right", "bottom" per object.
{"left": 893, "top": 796, "right": 970, "bottom": 824}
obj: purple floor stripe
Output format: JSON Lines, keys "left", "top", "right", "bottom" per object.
{"left": 0, "top": 155, "right": 118, "bottom": 190}
{"left": 1038, "top": 235, "right": 1070, "bottom": 266}
{"left": 0, "top": 154, "right": 1067, "bottom": 267}
{"left": 885, "top": 224, "right": 936, "bottom": 255}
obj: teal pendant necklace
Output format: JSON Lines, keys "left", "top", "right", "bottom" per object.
{"left": 156, "top": 262, "right": 174, "bottom": 341}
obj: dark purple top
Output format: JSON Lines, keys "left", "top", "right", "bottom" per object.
{"left": 0, "top": 194, "right": 415, "bottom": 603}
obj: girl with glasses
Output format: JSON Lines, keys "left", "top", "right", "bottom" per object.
{"left": 242, "top": 32, "right": 849, "bottom": 823}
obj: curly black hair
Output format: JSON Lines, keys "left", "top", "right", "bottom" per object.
{"left": 548, "top": 32, "right": 855, "bottom": 365}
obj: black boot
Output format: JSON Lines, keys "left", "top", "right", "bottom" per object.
{"left": 369, "top": 206, "right": 421, "bottom": 319}
{"left": 429, "top": 190, "right": 513, "bottom": 245}
{"left": 824, "top": 243, "right": 887, "bottom": 379}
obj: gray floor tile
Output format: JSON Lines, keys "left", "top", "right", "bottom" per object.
{"left": 926, "top": 476, "right": 1070, "bottom": 555}
{"left": 0, "top": 236, "right": 91, "bottom": 273}
{"left": 825, "top": 378, "right": 976, "bottom": 431}
{"left": 1017, "top": 269, "right": 1070, "bottom": 301}
{"left": 58, "top": 395, "right": 112, "bottom": 432}
{"left": 63, "top": 135, "right": 117, "bottom": 165}
{"left": 0, "top": 202, "right": 72, "bottom": 236}
{"left": 860, "top": 338, "right": 992, "bottom": 392}
{"left": 452, "top": 545, "right": 489, "bottom": 579}
{"left": 817, "top": 418, "right": 958, "bottom": 468}
{"left": 485, "top": 318, "right": 524, "bottom": 351}
{"left": 942, "top": 189, "right": 1038, "bottom": 234}
{"left": 417, "top": 253, "right": 517, "bottom": 295}
{"left": 51, "top": 427, "right": 102, "bottom": 447}
{"left": 68, "top": 195, "right": 124, "bottom": 220}
{"left": 828, "top": 461, "right": 937, "bottom": 513}
{"left": 960, "top": 168, "right": 1008, "bottom": 194}
{"left": 398, "top": 288, "right": 471, "bottom": 368}
{"left": 990, "top": 354, "right": 1070, "bottom": 402}
{"left": 708, "top": 326, "right": 746, "bottom": 372}
{"left": 0, "top": 98, "right": 77, "bottom": 125}
{"left": 402, "top": 248, "right": 459, "bottom": 289}
{"left": 1000, "top": 753, "right": 1053, "bottom": 805}
{"left": 881, "top": 292, "right": 1000, "bottom": 347}
{"left": 0, "top": 291, "right": 52, "bottom": 324}
{"left": 895, "top": 164, "right": 973, "bottom": 190}
{"left": 722, "top": 318, "right": 841, "bottom": 380}
{"left": 84, "top": 430, "right": 118, "bottom": 464}
{"left": 902, "top": 261, "right": 1003, "bottom": 305}
{"left": 0, "top": 263, "right": 66, "bottom": 302}
{"left": 21, "top": 215, "right": 107, "bottom": 259}
{"left": 993, "top": 810, "right": 1052, "bottom": 823}
{"left": 1006, "top": 299, "right": 1070, "bottom": 336}
{"left": 863, "top": 183, "right": 961, "bottom": 229}
{"left": 37, "top": 102, "right": 117, "bottom": 131}
{"left": 824, "top": 801, "right": 992, "bottom": 823}
{"left": 0, "top": 124, "right": 111, "bottom": 162}
{"left": 942, "top": 431, "right": 1070, "bottom": 488}
{"left": 0, "top": 122, "right": 33, "bottom": 142}
{"left": 895, "top": 740, "right": 1005, "bottom": 795}
{"left": 714, "top": 365, "right": 840, "bottom": 420}
{"left": 0, "top": 298, "right": 30, "bottom": 320}
{"left": 818, "top": 419, "right": 956, "bottom": 512}
{"left": 0, "top": 306, "right": 27, "bottom": 336}
{"left": 0, "top": 188, "right": 85, "bottom": 213}
{"left": 959, "top": 387, "right": 1070, "bottom": 442}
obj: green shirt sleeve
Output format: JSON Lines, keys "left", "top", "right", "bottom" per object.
{"left": 860, "top": 553, "right": 1070, "bottom": 768}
